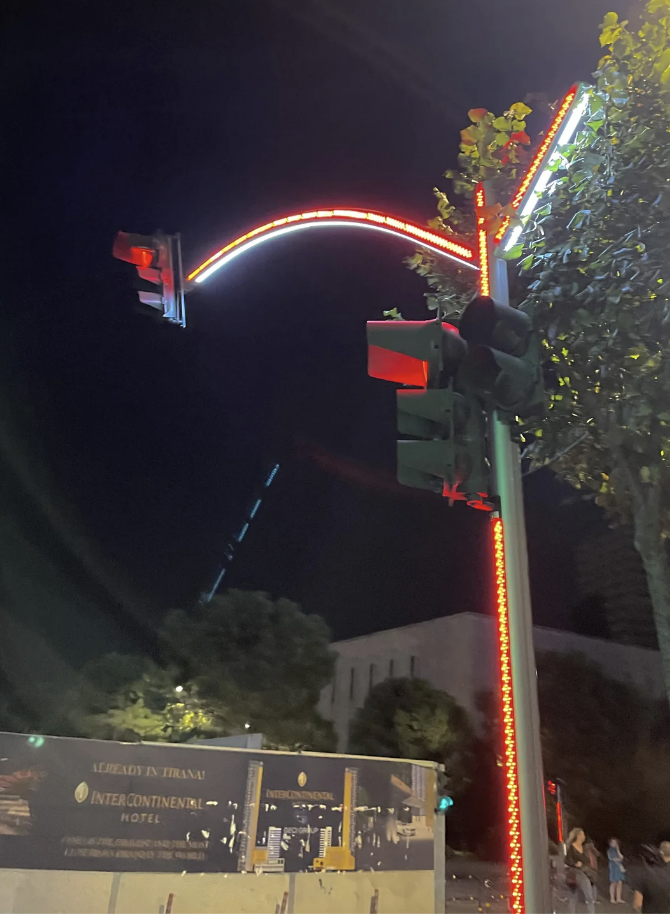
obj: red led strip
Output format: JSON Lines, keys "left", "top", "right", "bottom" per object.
{"left": 492, "top": 517, "right": 524, "bottom": 914}
{"left": 494, "top": 86, "right": 579, "bottom": 244}
{"left": 188, "top": 208, "right": 477, "bottom": 281}
{"left": 475, "top": 183, "right": 490, "bottom": 297}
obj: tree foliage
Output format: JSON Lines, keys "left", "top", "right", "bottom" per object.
{"left": 63, "top": 590, "right": 337, "bottom": 751}
{"left": 477, "top": 652, "right": 670, "bottom": 847}
{"left": 348, "top": 677, "right": 473, "bottom": 795}
{"left": 536, "top": 652, "right": 670, "bottom": 844}
{"left": 518, "top": 1, "right": 670, "bottom": 699}
{"left": 407, "top": 100, "right": 534, "bottom": 320}
{"left": 410, "top": 0, "right": 670, "bottom": 702}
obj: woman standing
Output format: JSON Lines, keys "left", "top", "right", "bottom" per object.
{"left": 608, "top": 838, "right": 626, "bottom": 904}
{"left": 566, "top": 827, "right": 597, "bottom": 914}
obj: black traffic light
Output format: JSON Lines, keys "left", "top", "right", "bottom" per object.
{"left": 397, "top": 389, "right": 489, "bottom": 505}
{"left": 112, "top": 231, "right": 186, "bottom": 327}
{"left": 367, "top": 318, "right": 491, "bottom": 507}
{"left": 458, "top": 295, "right": 543, "bottom": 417}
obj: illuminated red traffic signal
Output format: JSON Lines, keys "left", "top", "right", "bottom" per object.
{"left": 112, "top": 231, "right": 186, "bottom": 327}
{"left": 366, "top": 318, "right": 491, "bottom": 507}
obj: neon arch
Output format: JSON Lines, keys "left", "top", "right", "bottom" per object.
{"left": 186, "top": 208, "right": 479, "bottom": 284}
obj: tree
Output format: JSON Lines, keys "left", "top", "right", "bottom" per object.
{"left": 161, "top": 590, "right": 336, "bottom": 750}
{"left": 67, "top": 654, "right": 228, "bottom": 743}
{"left": 535, "top": 651, "right": 670, "bottom": 844}
{"left": 518, "top": 1, "right": 670, "bottom": 705}
{"left": 478, "top": 652, "right": 670, "bottom": 845}
{"left": 348, "top": 677, "right": 473, "bottom": 795}
{"left": 64, "top": 591, "right": 337, "bottom": 751}
{"left": 409, "top": 0, "right": 670, "bottom": 704}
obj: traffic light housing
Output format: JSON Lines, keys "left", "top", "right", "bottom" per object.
{"left": 112, "top": 231, "right": 186, "bottom": 327}
{"left": 458, "top": 295, "right": 543, "bottom": 417}
{"left": 367, "top": 318, "right": 492, "bottom": 507}
{"left": 367, "top": 319, "right": 466, "bottom": 388}
{"left": 396, "top": 389, "right": 489, "bottom": 505}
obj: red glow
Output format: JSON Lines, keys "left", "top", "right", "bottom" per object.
{"left": 556, "top": 802, "right": 564, "bottom": 844}
{"left": 367, "top": 345, "right": 428, "bottom": 387}
{"left": 187, "top": 208, "right": 477, "bottom": 281}
{"left": 131, "top": 247, "right": 154, "bottom": 269}
{"left": 112, "top": 232, "right": 155, "bottom": 268}
{"left": 475, "top": 183, "right": 490, "bottom": 297}
{"left": 492, "top": 517, "right": 524, "bottom": 914}
{"left": 494, "top": 86, "right": 579, "bottom": 244}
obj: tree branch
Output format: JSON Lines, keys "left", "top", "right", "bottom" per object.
{"left": 522, "top": 432, "right": 589, "bottom": 478}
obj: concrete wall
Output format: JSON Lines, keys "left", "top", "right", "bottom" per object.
{"left": 0, "top": 869, "right": 436, "bottom": 914}
{"left": 319, "top": 613, "right": 665, "bottom": 751}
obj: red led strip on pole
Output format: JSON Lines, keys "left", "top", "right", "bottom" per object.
{"left": 494, "top": 86, "right": 579, "bottom": 244}
{"left": 475, "top": 183, "right": 490, "bottom": 297}
{"left": 492, "top": 517, "right": 524, "bottom": 914}
{"left": 188, "top": 208, "right": 477, "bottom": 282}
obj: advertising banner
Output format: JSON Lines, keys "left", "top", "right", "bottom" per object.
{"left": 0, "top": 732, "right": 435, "bottom": 873}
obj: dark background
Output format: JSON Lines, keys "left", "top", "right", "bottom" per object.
{"left": 0, "top": 0, "right": 629, "bottom": 681}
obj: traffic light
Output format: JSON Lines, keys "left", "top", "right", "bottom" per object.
{"left": 112, "top": 231, "right": 186, "bottom": 327}
{"left": 396, "top": 389, "right": 489, "bottom": 505}
{"left": 367, "top": 319, "right": 491, "bottom": 507}
{"left": 458, "top": 295, "right": 543, "bottom": 417}
{"left": 437, "top": 794, "right": 454, "bottom": 813}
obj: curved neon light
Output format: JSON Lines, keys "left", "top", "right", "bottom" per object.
{"left": 493, "top": 517, "right": 524, "bottom": 914}
{"left": 187, "top": 209, "right": 478, "bottom": 283}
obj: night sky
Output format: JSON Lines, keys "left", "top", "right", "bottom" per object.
{"left": 1, "top": 0, "right": 630, "bottom": 679}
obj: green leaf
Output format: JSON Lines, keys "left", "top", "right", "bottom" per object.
{"left": 509, "top": 101, "right": 532, "bottom": 119}
{"left": 502, "top": 243, "right": 524, "bottom": 261}
{"left": 468, "top": 108, "right": 489, "bottom": 123}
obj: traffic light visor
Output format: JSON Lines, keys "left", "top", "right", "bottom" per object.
{"left": 367, "top": 320, "right": 466, "bottom": 386}
{"left": 112, "top": 232, "right": 156, "bottom": 269}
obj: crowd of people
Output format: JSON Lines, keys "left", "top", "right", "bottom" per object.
{"left": 561, "top": 830, "right": 670, "bottom": 913}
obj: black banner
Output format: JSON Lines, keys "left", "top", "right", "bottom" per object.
{"left": 0, "top": 732, "right": 435, "bottom": 873}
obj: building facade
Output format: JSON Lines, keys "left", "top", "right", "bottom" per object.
{"left": 318, "top": 612, "right": 665, "bottom": 752}
{"left": 575, "top": 528, "right": 657, "bottom": 649}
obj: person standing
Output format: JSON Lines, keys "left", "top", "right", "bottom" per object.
{"left": 608, "top": 838, "right": 626, "bottom": 904}
{"left": 566, "top": 827, "right": 597, "bottom": 914}
{"left": 632, "top": 841, "right": 670, "bottom": 914}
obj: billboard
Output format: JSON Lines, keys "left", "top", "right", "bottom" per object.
{"left": 0, "top": 733, "right": 436, "bottom": 874}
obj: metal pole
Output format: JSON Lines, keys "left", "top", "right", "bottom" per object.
{"left": 488, "top": 245, "right": 550, "bottom": 913}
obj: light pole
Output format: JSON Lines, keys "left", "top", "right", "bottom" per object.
{"left": 487, "top": 234, "right": 550, "bottom": 914}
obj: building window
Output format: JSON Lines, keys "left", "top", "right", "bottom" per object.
{"left": 368, "top": 663, "right": 375, "bottom": 693}
{"left": 410, "top": 655, "right": 417, "bottom": 677}
{"left": 389, "top": 658, "right": 394, "bottom": 678}
{"left": 349, "top": 667, "right": 355, "bottom": 700}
